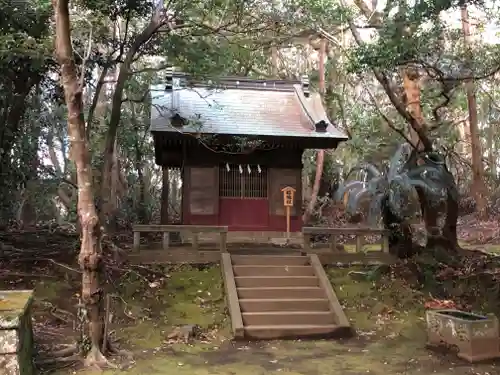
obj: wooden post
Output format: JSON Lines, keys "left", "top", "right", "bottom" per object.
{"left": 133, "top": 231, "right": 140, "bottom": 251}
{"left": 281, "top": 186, "right": 296, "bottom": 241}
{"left": 329, "top": 235, "right": 337, "bottom": 252}
{"left": 355, "top": 236, "right": 364, "bottom": 252}
{"left": 285, "top": 206, "right": 291, "bottom": 240}
{"left": 162, "top": 232, "right": 170, "bottom": 251}
{"left": 220, "top": 231, "right": 227, "bottom": 253}
{"left": 160, "top": 167, "right": 169, "bottom": 225}
{"left": 192, "top": 232, "right": 199, "bottom": 251}
{"left": 303, "top": 234, "right": 312, "bottom": 252}
{"left": 382, "top": 234, "right": 390, "bottom": 253}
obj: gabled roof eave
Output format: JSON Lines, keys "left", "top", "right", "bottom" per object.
{"left": 293, "top": 84, "right": 348, "bottom": 140}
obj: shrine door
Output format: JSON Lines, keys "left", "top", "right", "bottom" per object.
{"left": 218, "top": 164, "right": 269, "bottom": 230}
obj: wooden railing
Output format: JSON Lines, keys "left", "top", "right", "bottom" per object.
{"left": 302, "top": 226, "right": 389, "bottom": 253}
{"left": 309, "top": 254, "right": 352, "bottom": 335}
{"left": 132, "top": 224, "right": 228, "bottom": 252}
{"left": 220, "top": 253, "right": 244, "bottom": 338}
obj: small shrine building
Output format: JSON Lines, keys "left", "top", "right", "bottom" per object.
{"left": 150, "top": 73, "right": 347, "bottom": 232}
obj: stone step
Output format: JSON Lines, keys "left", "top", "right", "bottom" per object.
{"left": 231, "top": 255, "right": 309, "bottom": 266}
{"left": 242, "top": 311, "right": 335, "bottom": 326}
{"left": 233, "top": 265, "right": 315, "bottom": 277}
{"left": 244, "top": 324, "right": 340, "bottom": 339}
{"left": 237, "top": 287, "right": 325, "bottom": 299}
{"left": 235, "top": 276, "right": 319, "bottom": 288}
{"left": 239, "top": 298, "right": 330, "bottom": 312}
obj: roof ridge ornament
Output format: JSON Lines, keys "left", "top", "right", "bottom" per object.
{"left": 170, "top": 113, "right": 186, "bottom": 128}
{"left": 165, "top": 67, "right": 174, "bottom": 91}
{"left": 301, "top": 75, "right": 310, "bottom": 97}
{"left": 315, "top": 120, "right": 328, "bottom": 133}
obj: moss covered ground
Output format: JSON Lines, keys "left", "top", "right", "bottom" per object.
{"left": 38, "top": 263, "right": 498, "bottom": 375}
{"left": 2, "top": 227, "right": 498, "bottom": 374}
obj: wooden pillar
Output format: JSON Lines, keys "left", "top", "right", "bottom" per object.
{"left": 220, "top": 231, "right": 227, "bottom": 253}
{"left": 160, "top": 167, "right": 169, "bottom": 225}
{"left": 329, "top": 235, "right": 337, "bottom": 252}
{"left": 382, "top": 234, "right": 390, "bottom": 253}
{"left": 355, "top": 236, "right": 364, "bottom": 253}
{"left": 192, "top": 232, "right": 199, "bottom": 251}
{"left": 162, "top": 232, "right": 170, "bottom": 250}
{"left": 133, "top": 231, "right": 140, "bottom": 251}
{"left": 303, "top": 234, "right": 312, "bottom": 252}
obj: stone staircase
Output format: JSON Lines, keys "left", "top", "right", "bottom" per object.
{"left": 221, "top": 253, "right": 352, "bottom": 340}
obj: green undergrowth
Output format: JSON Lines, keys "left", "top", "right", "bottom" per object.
{"left": 60, "top": 265, "right": 499, "bottom": 375}
{"left": 344, "top": 241, "right": 500, "bottom": 254}
{"left": 344, "top": 243, "right": 382, "bottom": 252}
{"left": 326, "top": 266, "right": 427, "bottom": 334}
{"left": 34, "top": 279, "right": 74, "bottom": 301}
{"left": 114, "top": 264, "right": 229, "bottom": 350}
{"left": 400, "top": 247, "right": 500, "bottom": 315}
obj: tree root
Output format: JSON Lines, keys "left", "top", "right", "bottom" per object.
{"left": 35, "top": 344, "right": 81, "bottom": 366}
{"left": 84, "top": 345, "right": 118, "bottom": 369}
{"left": 52, "top": 344, "right": 80, "bottom": 357}
{"left": 49, "top": 307, "right": 75, "bottom": 323}
{"left": 36, "top": 339, "right": 133, "bottom": 370}
{"left": 35, "top": 354, "right": 81, "bottom": 366}
{"left": 107, "top": 341, "right": 133, "bottom": 360}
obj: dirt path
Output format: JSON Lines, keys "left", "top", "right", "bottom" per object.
{"left": 71, "top": 330, "right": 499, "bottom": 375}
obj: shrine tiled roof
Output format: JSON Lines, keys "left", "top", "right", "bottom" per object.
{"left": 150, "top": 74, "right": 348, "bottom": 143}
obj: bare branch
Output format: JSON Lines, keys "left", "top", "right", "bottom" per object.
{"left": 340, "top": 0, "right": 433, "bottom": 150}
{"left": 86, "top": 64, "right": 110, "bottom": 140}
{"left": 79, "top": 18, "right": 93, "bottom": 89}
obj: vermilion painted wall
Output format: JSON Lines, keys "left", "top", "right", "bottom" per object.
{"left": 186, "top": 198, "right": 302, "bottom": 231}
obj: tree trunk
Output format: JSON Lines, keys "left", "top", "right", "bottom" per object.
{"left": 381, "top": 196, "right": 416, "bottom": 258}
{"left": 457, "top": 120, "right": 471, "bottom": 157}
{"left": 461, "top": 5, "right": 489, "bottom": 219}
{"left": 160, "top": 168, "right": 169, "bottom": 225}
{"left": 442, "top": 187, "right": 459, "bottom": 249}
{"left": 53, "top": 0, "right": 105, "bottom": 363}
{"left": 99, "top": 9, "right": 174, "bottom": 232}
{"left": 136, "top": 153, "right": 147, "bottom": 225}
{"left": 401, "top": 68, "right": 441, "bottom": 242}
{"left": 401, "top": 68, "right": 460, "bottom": 251}
{"left": 0, "top": 76, "right": 41, "bottom": 223}
{"left": 348, "top": 0, "right": 459, "bottom": 252}
{"left": 303, "top": 151, "right": 324, "bottom": 224}
{"left": 303, "top": 39, "right": 326, "bottom": 224}
{"left": 57, "top": 186, "right": 73, "bottom": 211}
{"left": 401, "top": 68, "right": 426, "bottom": 149}
{"left": 487, "top": 123, "right": 497, "bottom": 177}
{"left": 107, "top": 140, "right": 120, "bottom": 231}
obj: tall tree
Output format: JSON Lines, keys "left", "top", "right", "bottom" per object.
{"left": 0, "top": 0, "right": 50, "bottom": 223}
{"left": 52, "top": 0, "right": 105, "bottom": 365}
{"left": 339, "top": 0, "right": 467, "bottom": 249}
{"left": 304, "top": 39, "right": 327, "bottom": 224}
{"left": 460, "top": 4, "right": 488, "bottom": 218}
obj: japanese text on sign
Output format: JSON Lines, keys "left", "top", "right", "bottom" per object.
{"left": 281, "top": 186, "right": 296, "bottom": 207}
